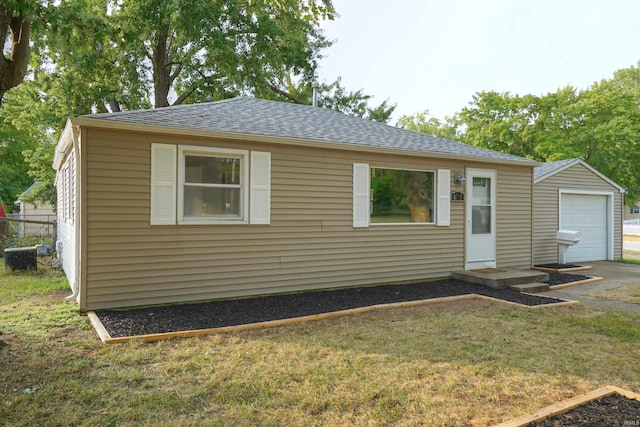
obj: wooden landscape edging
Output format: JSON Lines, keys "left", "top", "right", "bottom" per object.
{"left": 548, "top": 276, "right": 603, "bottom": 290}
{"left": 87, "top": 293, "right": 578, "bottom": 344}
{"left": 532, "top": 265, "right": 593, "bottom": 273}
{"left": 493, "top": 385, "right": 640, "bottom": 427}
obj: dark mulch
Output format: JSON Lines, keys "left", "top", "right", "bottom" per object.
{"left": 535, "top": 263, "right": 583, "bottom": 270}
{"left": 525, "top": 393, "right": 640, "bottom": 426}
{"left": 543, "top": 272, "right": 592, "bottom": 286}
{"left": 95, "top": 277, "right": 571, "bottom": 339}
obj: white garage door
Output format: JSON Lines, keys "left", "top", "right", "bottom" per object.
{"left": 560, "top": 194, "right": 608, "bottom": 262}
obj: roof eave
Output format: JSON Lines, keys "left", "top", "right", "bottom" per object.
{"left": 68, "top": 116, "right": 539, "bottom": 167}
{"left": 534, "top": 158, "right": 626, "bottom": 192}
{"left": 53, "top": 119, "right": 74, "bottom": 170}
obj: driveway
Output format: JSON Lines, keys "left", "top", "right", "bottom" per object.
{"left": 539, "top": 261, "right": 640, "bottom": 313}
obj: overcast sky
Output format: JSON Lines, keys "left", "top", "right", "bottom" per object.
{"left": 318, "top": 0, "right": 640, "bottom": 122}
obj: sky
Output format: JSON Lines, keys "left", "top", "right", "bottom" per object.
{"left": 318, "top": 0, "right": 640, "bottom": 122}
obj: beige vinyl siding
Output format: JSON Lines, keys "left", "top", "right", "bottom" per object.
{"left": 82, "top": 127, "right": 533, "bottom": 310}
{"left": 495, "top": 166, "right": 534, "bottom": 269}
{"left": 533, "top": 163, "right": 623, "bottom": 264}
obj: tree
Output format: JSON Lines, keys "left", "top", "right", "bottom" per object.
{"left": 397, "top": 110, "right": 462, "bottom": 141}
{"left": 277, "top": 76, "right": 396, "bottom": 123}
{"left": 35, "top": 0, "right": 335, "bottom": 113}
{"left": 0, "top": 2, "right": 34, "bottom": 104}
{"left": 0, "top": 116, "right": 38, "bottom": 210}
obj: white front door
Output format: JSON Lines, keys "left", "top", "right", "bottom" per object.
{"left": 465, "top": 169, "right": 497, "bottom": 269}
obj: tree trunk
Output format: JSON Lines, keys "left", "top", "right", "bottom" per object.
{"left": 0, "top": 10, "right": 31, "bottom": 104}
{"left": 152, "top": 22, "right": 171, "bottom": 108}
{"left": 405, "top": 174, "right": 431, "bottom": 222}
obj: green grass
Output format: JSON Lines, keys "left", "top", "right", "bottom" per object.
{"left": 1, "top": 268, "right": 640, "bottom": 426}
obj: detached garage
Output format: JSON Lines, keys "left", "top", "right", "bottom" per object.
{"left": 533, "top": 158, "right": 625, "bottom": 264}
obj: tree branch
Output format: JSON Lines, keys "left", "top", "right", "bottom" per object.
{"left": 268, "top": 84, "right": 305, "bottom": 104}
{"left": 0, "top": 12, "right": 31, "bottom": 103}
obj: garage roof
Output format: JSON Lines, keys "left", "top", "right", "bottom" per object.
{"left": 534, "top": 158, "right": 625, "bottom": 192}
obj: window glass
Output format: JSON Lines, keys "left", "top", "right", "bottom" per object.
{"left": 185, "top": 156, "right": 240, "bottom": 185}
{"left": 184, "top": 187, "right": 241, "bottom": 217}
{"left": 471, "top": 177, "right": 491, "bottom": 234}
{"left": 181, "top": 151, "right": 244, "bottom": 221}
{"left": 370, "top": 168, "right": 434, "bottom": 223}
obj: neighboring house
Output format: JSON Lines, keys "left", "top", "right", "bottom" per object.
{"left": 624, "top": 203, "right": 640, "bottom": 221}
{"left": 533, "top": 158, "right": 625, "bottom": 265}
{"left": 16, "top": 182, "right": 55, "bottom": 237}
{"left": 53, "top": 97, "right": 538, "bottom": 310}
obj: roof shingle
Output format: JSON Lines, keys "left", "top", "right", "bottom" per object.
{"left": 83, "top": 97, "right": 535, "bottom": 164}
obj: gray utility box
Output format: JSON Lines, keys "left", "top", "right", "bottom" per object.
{"left": 4, "top": 246, "right": 38, "bottom": 271}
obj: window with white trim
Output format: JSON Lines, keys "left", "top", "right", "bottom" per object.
{"left": 371, "top": 168, "right": 435, "bottom": 224}
{"left": 631, "top": 206, "right": 640, "bottom": 214}
{"left": 353, "top": 163, "right": 450, "bottom": 227}
{"left": 150, "top": 143, "right": 270, "bottom": 225}
{"left": 178, "top": 146, "right": 248, "bottom": 223}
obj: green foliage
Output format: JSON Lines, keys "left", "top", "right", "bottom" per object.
{"left": 401, "top": 62, "right": 640, "bottom": 204}
{"left": 30, "top": 0, "right": 335, "bottom": 111}
{"left": 0, "top": 114, "right": 38, "bottom": 210}
{"left": 280, "top": 76, "right": 397, "bottom": 123}
{"left": 397, "top": 110, "right": 462, "bottom": 140}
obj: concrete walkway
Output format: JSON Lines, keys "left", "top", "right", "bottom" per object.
{"left": 539, "top": 261, "right": 640, "bottom": 313}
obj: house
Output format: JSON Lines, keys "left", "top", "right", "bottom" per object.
{"left": 15, "top": 182, "right": 56, "bottom": 237}
{"left": 624, "top": 203, "right": 640, "bottom": 221}
{"left": 533, "top": 158, "right": 625, "bottom": 265}
{"left": 53, "top": 97, "right": 538, "bottom": 310}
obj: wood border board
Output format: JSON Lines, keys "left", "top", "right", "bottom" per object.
{"left": 493, "top": 385, "right": 640, "bottom": 427}
{"left": 533, "top": 266, "right": 593, "bottom": 273}
{"left": 548, "top": 276, "right": 603, "bottom": 290}
{"left": 87, "top": 294, "right": 578, "bottom": 344}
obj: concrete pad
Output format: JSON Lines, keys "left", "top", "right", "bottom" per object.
{"left": 539, "top": 261, "right": 640, "bottom": 313}
{"left": 509, "top": 283, "right": 550, "bottom": 293}
{"left": 451, "top": 269, "right": 549, "bottom": 289}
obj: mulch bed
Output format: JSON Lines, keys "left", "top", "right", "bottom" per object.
{"left": 95, "top": 275, "right": 577, "bottom": 339}
{"left": 525, "top": 393, "right": 640, "bottom": 426}
{"left": 543, "top": 272, "right": 592, "bottom": 286}
{"left": 535, "top": 263, "right": 583, "bottom": 270}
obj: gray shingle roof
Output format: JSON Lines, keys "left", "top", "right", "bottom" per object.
{"left": 533, "top": 158, "right": 579, "bottom": 181}
{"left": 83, "top": 97, "right": 535, "bottom": 164}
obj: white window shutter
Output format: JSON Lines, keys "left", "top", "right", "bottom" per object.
{"left": 353, "top": 163, "right": 370, "bottom": 228}
{"left": 437, "top": 169, "right": 451, "bottom": 226}
{"left": 150, "top": 143, "right": 177, "bottom": 225}
{"left": 250, "top": 151, "right": 271, "bottom": 224}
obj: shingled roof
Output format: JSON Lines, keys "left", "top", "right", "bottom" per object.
{"left": 533, "top": 158, "right": 579, "bottom": 182}
{"left": 80, "top": 97, "right": 536, "bottom": 165}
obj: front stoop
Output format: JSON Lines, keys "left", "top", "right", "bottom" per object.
{"left": 451, "top": 269, "right": 549, "bottom": 290}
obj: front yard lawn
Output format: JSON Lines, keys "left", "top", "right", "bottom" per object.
{"left": 1, "top": 266, "right": 639, "bottom": 426}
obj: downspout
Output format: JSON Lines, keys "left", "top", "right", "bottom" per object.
{"left": 65, "top": 126, "right": 81, "bottom": 303}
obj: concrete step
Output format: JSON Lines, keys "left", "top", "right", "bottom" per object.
{"left": 508, "top": 282, "right": 550, "bottom": 293}
{"left": 451, "top": 268, "right": 549, "bottom": 289}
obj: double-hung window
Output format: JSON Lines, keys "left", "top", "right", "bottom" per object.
{"left": 178, "top": 146, "right": 248, "bottom": 224}
{"left": 150, "top": 143, "right": 270, "bottom": 225}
